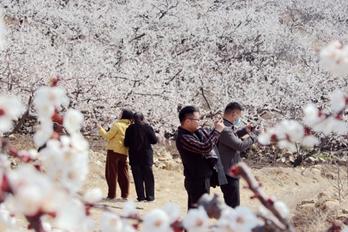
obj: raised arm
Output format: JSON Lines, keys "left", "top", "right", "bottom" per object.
{"left": 99, "top": 123, "right": 119, "bottom": 141}
{"left": 219, "top": 129, "right": 257, "bottom": 152}
{"left": 180, "top": 130, "right": 221, "bottom": 154}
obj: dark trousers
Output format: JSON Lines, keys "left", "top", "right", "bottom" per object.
{"left": 220, "top": 175, "right": 240, "bottom": 208}
{"left": 131, "top": 165, "right": 155, "bottom": 201}
{"left": 184, "top": 176, "right": 211, "bottom": 210}
{"left": 105, "top": 150, "right": 130, "bottom": 199}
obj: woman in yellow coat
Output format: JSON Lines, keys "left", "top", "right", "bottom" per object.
{"left": 97, "top": 109, "right": 133, "bottom": 200}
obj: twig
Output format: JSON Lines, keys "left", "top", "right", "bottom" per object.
{"left": 232, "top": 162, "right": 296, "bottom": 232}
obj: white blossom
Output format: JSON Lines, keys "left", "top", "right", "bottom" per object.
{"left": 0, "top": 96, "right": 24, "bottom": 132}
{"left": 303, "top": 103, "right": 323, "bottom": 127}
{"left": 216, "top": 206, "right": 258, "bottom": 232}
{"left": 63, "top": 109, "right": 84, "bottom": 134}
{"left": 122, "top": 201, "right": 137, "bottom": 217}
{"left": 33, "top": 119, "right": 54, "bottom": 147}
{"left": 83, "top": 188, "right": 103, "bottom": 204}
{"left": 163, "top": 203, "right": 180, "bottom": 224}
{"left": 99, "top": 212, "right": 123, "bottom": 232}
{"left": 320, "top": 40, "right": 348, "bottom": 76}
{"left": 330, "top": 89, "right": 346, "bottom": 113}
{"left": 0, "top": 204, "right": 16, "bottom": 227}
{"left": 143, "top": 209, "right": 171, "bottom": 232}
{"left": 55, "top": 198, "right": 93, "bottom": 232}
{"left": 182, "top": 206, "right": 209, "bottom": 232}
{"left": 276, "top": 120, "right": 304, "bottom": 143}
{"left": 301, "top": 135, "right": 319, "bottom": 147}
{"left": 274, "top": 201, "right": 289, "bottom": 218}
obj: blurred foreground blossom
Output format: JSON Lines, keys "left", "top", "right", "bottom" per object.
{"left": 34, "top": 86, "right": 69, "bottom": 120}
{"left": 83, "top": 188, "right": 103, "bottom": 204}
{"left": 0, "top": 204, "right": 16, "bottom": 227}
{"left": 182, "top": 206, "right": 209, "bottom": 232}
{"left": 274, "top": 201, "right": 290, "bottom": 218}
{"left": 259, "top": 88, "right": 348, "bottom": 150}
{"left": 216, "top": 206, "right": 258, "bottom": 232}
{"left": 303, "top": 103, "right": 324, "bottom": 127}
{"left": 0, "top": 96, "right": 24, "bottom": 132}
{"left": 258, "top": 120, "right": 305, "bottom": 152}
{"left": 320, "top": 40, "right": 348, "bottom": 76}
{"left": 143, "top": 209, "right": 171, "bottom": 232}
{"left": 99, "top": 212, "right": 124, "bottom": 232}
{"left": 163, "top": 203, "right": 180, "bottom": 224}
{"left": 123, "top": 201, "right": 137, "bottom": 217}
{"left": 330, "top": 89, "right": 347, "bottom": 113}
{"left": 64, "top": 109, "right": 84, "bottom": 134}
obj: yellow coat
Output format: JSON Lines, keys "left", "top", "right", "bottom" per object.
{"left": 99, "top": 119, "right": 131, "bottom": 155}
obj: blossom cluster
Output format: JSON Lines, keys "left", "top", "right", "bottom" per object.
{"left": 320, "top": 40, "right": 348, "bottom": 76}
{"left": 257, "top": 41, "right": 348, "bottom": 152}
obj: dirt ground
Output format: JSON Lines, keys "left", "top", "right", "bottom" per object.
{"left": 2, "top": 135, "right": 348, "bottom": 232}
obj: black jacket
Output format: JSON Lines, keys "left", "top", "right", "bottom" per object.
{"left": 124, "top": 123, "right": 158, "bottom": 166}
{"left": 175, "top": 126, "right": 221, "bottom": 179}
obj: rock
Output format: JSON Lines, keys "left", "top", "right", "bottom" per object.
{"left": 317, "top": 191, "right": 331, "bottom": 200}
{"left": 284, "top": 151, "right": 293, "bottom": 157}
{"left": 298, "top": 203, "right": 315, "bottom": 210}
{"left": 323, "top": 200, "right": 340, "bottom": 211}
{"left": 9, "top": 134, "right": 16, "bottom": 140}
{"left": 310, "top": 168, "right": 321, "bottom": 176}
{"left": 289, "top": 155, "right": 294, "bottom": 163}
{"left": 94, "top": 160, "right": 103, "bottom": 167}
{"left": 336, "top": 214, "right": 348, "bottom": 222}
{"left": 154, "top": 160, "right": 166, "bottom": 169}
{"left": 300, "top": 199, "right": 315, "bottom": 204}
{"left": 163, "top": 160, "right": 180, "bottom": 171}
{"left": 336, "top": 158, "right": 346, "bottom": 166}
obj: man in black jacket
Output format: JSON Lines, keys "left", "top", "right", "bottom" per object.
{"left": 175, "top": 106, "right": 225, "bottom": 210}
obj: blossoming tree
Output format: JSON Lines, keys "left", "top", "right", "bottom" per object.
{"left": 0, "top": 0, "right": 347, "bottom": 136}
{"left": 1, "top": 0, "right": 348, "bottom": 231}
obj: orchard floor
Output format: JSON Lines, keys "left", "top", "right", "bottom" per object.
{"left": 2, "top": 135, "right": 348, "bottom": 232}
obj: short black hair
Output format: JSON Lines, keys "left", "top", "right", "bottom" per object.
{"left": 178, "top": 106, "right": 199, "bottom": 123}
{"left": 121, "top": 108, "right": 133, "bottom": 120}
{"left": 224, "top": 102, "right": 244, "bottom": 114}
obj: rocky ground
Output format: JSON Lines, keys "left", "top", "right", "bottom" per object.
{"left": 2, "top": 134, "right": 348, "bottom": 232}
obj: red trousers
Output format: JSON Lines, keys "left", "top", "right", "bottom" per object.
{"left": 105, "top": 150, "right": 130, "bottom": 199}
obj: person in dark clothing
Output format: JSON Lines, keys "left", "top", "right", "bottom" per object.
{"left": 175, "top": 106, "right": 225, "bottom": 210}
{"left": 218, "top": 102, "right": 264, "bottom": 208}
{"left": 124, "top": 112, "right": 158, "bottom": 202}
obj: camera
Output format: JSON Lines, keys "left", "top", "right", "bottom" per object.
{"left": 251, "top": 125, "right": 262, "bottom": 132}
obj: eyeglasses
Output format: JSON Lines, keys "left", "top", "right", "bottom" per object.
{"left": 188, "top": 118, "right": 200, "bottom": 122}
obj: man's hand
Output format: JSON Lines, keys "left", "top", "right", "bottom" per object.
{"left": 255, "top": 127, "right": 264, "bottom": 134}
{"left": 246, "top": 124, "right": 254, "bottom": 133}
{"left": 214, "top": 118, "right": 225, "bottom": 132}
{"left": 97, "top": 124, "right": 102, "bottom": 130}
